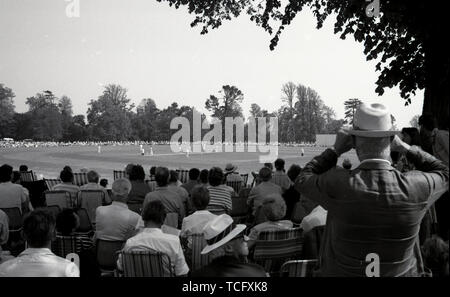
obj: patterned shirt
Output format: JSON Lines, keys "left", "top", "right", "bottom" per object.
{"left": 206, "top": 185, "right": 233, "bottom": 213}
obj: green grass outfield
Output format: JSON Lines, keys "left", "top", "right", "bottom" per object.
{"left": 0, "top": 144, "right": 359, "bottom": 183}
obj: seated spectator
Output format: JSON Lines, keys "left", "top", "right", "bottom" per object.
{"left": 342, "top": 159, "right": 352, "bottom": 170}
{"left": 206, "top": 167, "right": 233, "bottom": 214}
{"left": 144, "top": 167, "right": 185, "bottom": 228}
{"left": 247, "top": 167, "right": 282, "bottom": 215}
{"left": 12, "top": 171, "right": 21, "bottom": 184}
{"left": 224, "top": 163, "right": 243, "bottom": 183}
{"left": 422, "top": 235, "right": 449, "bottom": 277}
{"left": 168, "top": 170, "right": 189, "bottom": 212}
{"left": 124, "top": 163, "right": 135, "bottom": 179}
{"left": 126, "top": 165, "right": 152, "bottom": 210}
{"left": 247, "top": 195, "right": 293, "bottom": 250}
{"left": 264, "top": 163, "right": 274, "bottom": 171}
{"left": 0, "top": 209, "right": 11, "bottom": 264}
{"left": 149, "top": 166, "right": 157, "bottom": 180}
{"left": 181, "top": 168, "right": 200, "bottom": 195}
{"left": 271, "top": 158, "right": 292, "bottom": 193}
{"left": 282, "top": 164, "right": 302, "bottom": 220}
{"left": 19, "top": 165, "right": 28, "bottom": 172}
{"left": 54, "top": 208, "right": 93, "bottom": 254}
{"left": 99, "top": 179, "right": 108, "bottom": 188}
{"left": 199, "top": 169, "right": 209, "bottom": 186}
{"left": 80, "top": 170, "right": 111, "bottom": 204}
{"left": 117, "top": 200, "right": 189, "bottom": 276}
{"left": 180, "top": 186, "right": 216, "bottom": 248}
{"left": 192, "top": 214, "right": 267, "bottom": 277}
{"left": 95, "top": 178, "right": 141, "bottom": 241}
{"left": 63, "top": 165, "right": 73, "bottom": 173}
{"left": 52, "top": 168, "right": 79, "bottom": 198}
{"left": 0, "top": 164, "right": 31, "bottom": 213}
{"left": 0, "top": 209, "right": 79, "bottom": 277}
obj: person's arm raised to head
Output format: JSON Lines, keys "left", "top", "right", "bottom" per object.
{"left": 392, "top": 135, "right": 449, "bottom": 207}
{"left": 295, "top": 130, "right": 354, "bottom": 207}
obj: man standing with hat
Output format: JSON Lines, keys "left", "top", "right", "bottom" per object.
{"left": 295, "top": 103, "right": 449, "bottom": 276}
{"left": 191, "top": 214, "right": 267, "bottom": 277}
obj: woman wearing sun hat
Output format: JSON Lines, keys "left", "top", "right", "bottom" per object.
{"left": 191, "top": 214, "right": 267, "bottom": 277}
{"left": 224, "top": 163, "right": 244, "bottom": 184}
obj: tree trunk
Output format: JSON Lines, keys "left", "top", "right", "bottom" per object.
{"left": 422, "top": 9, "right": 450, "bottom": 129}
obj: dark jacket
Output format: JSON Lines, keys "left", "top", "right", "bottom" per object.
{"left": 127, "top": 180, "right": 151, "bottom": 205}
{"left": 191, "top": 256, "right": 267, "bottom": 277}
{"left": 295, "top": 146, "right": 449, "bottom": 277}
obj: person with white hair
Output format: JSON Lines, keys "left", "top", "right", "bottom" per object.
{"left": 295, "top": 103, "right": 449, "bottom": 277}
{"left": 94, "top": 178, "right": 141, "bottom": 241}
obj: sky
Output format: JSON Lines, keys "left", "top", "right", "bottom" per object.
{"left": 0, "top": 0, "right": 424, "bottom": 128}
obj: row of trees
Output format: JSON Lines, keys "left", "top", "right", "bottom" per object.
{"left": 1, "top": 82, "right": 391, "bottom": 143}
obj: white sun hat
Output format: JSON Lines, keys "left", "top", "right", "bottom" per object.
{"left": 201, "top": 214, "right": 247, "bottom": 255}
{"left": 345, "top": 103, "right": 399, "bottom": 137}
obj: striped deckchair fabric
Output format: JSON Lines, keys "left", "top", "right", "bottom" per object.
{"left": 176, "top": 169, "right": 189, "bottom": 184}
{"left": 240, "top": 173, "right": 249, "bottom": 186}
{"left": 226, "top": 180, "right": 243, "bottom": 195}
{"left": 44, "top": 190, "right": 76, "bottom": 209}
{"left": 52, "top": 234, "right": 94, "bottom": 258}
{"left": 280, "top": 259, "right": 318, "bottom": 277}
{"left": 188, "top": 234, "right": 224, "bottom": 272}
{"left": 20, "top": 171, "right": 36, "bottom": 182}
{"left": 120, "top": 249, "right": 175, "bottom": 277}
{"left": 73, "top": 173, "right": 88, "bottom": 186}
{"left": 253, "top": 227, "right": 304, "bottom": 275}
{"left": 79, "top": 190, "right": 105, "bottom": 224}
{"left": 44, "top": 178, "right": 62, "bottom": 190}
{"left": 114, "top": 170, "right": 126, "bottom": 180}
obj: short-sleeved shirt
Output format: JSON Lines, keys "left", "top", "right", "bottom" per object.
{"left": 0, "top": 182, "right": 28, "bottom": 210}
{"left": 0, "top": 248, "right": 79, "bottom": 277}
{"left": 95, "top": 201, "right": 141, "bottom": 241}
{"left": 118, "top": 228, "right": 189, "bottom": 276}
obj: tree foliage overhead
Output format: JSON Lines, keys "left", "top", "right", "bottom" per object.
{"left": 156, "top": 0, "right": 449, "bottom": 126}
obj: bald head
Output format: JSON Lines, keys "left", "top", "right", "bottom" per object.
{"left": 112, "top": 178, "right": 132, "bottom": 202}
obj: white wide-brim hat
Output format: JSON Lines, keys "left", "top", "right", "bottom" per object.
{"left": 345, "top": 103, "right": 399, "bottom": 137}
{"left": 201, "top": 214, "right": 246, "bottom": 255}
